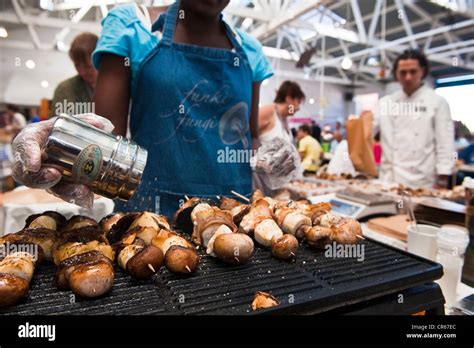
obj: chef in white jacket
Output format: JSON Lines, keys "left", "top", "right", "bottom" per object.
{"left": 374, "top": 49, "right": 455, "bottom": 188}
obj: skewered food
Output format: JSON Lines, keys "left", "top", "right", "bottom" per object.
{"left": 118, "top": 244, "right": 164, "bottom": 280}
{"left": 99, "top": 213, "right": 125, "bottom": 236}
{"left": 238, "top": 198, "right": 298, "bottom": 260}
{"left": 251, "top": 291, "right": 280, "bottom": 311}
{"left": 299, "top": 202, "right": 332, "bottom": 225}
{"left": 274, "top": 206, "right": 312, "bottom": 240}
{"left": 61, "top": 215, "right": 98, "bottom": 233}
{"left": 271, "top": 234, "right": 298, "bottom": 260}
{"left": 177, "top": 197, "right": 254, "bottom": 265}
{"left": 24, "top": 211, "right": 66, "bottom": 231}
{"left": 55, "top": 250, "right": 114, "bottom": 298}
{"left": 151, "top": 229, "right": 199, "bottom": 274}
{"left": 52, "top": 220, "right": 115, "bottom": 298}
{"left": 219, "top": 196, "right": 251, "bottom": 227}
{"left": 52, "top": 226, "right": 114, "bottom": 265}
{"left": 1, "top": 228, "right": 57, "bottom": 262}
{"left": 0, "top": 250, "right": 37, "bottom": 307}
{"left": 107, "top": 212, "right": 169, "bottom": 278}
{"left": 174, "top": 197, "right": 215, "bottom": 234}
{"left": 302, "top": 213, "right": 362, "bottom": 248}
{"left": 211, "top": 232, "right": 254, "bottom": 265}
{"left": 192, "top": 206, "right": 236, "bottom": 246}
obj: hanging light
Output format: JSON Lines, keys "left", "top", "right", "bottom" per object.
{"left": 25, "top": 59, "right": 36, "bottom": 69}
{"left": 0, "top": 26, "right": 8, "bottom": 38}
{"left": 341, "top": 57, "right": 353, "bottom": 70}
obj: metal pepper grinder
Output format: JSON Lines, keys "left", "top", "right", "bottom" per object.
{"left": 43, "top": 114, "right": 148, "bottom": 201}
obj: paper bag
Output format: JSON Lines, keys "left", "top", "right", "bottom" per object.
{"left": 346, "top": 111, "right": 378, "bottom": 177}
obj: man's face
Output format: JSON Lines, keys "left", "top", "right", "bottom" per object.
{"left": 285, "top": 97, "right": 302, "bottom": 116}
{"left": 75, "top": 59, "right": 97, "bottom": 87}
{"left": 395, "top": 59, "right": 424, "bottom": 93}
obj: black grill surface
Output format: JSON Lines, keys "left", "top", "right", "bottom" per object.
{"left": 0, "top": 238, "right": 442, "bottom": 315}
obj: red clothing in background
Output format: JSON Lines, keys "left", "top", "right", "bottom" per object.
{"left": 373, "top": 142, "right": 382, "bottom": 165}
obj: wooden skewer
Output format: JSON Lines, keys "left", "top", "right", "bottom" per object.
{"left": 147, "top": 264, "right": 156, "bottom": 273}
{"left": 185, "top": 265, "right": 191, "bottom": 273}
{"left": 230, "top": 190, "right": 250, "bottom": 203}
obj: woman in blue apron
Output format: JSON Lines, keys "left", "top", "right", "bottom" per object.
{"left": 92, "top": 0, "right": 273, "bottom": 217}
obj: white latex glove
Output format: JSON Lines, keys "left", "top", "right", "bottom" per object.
{"left": 12, "top": 113, "right": 114, "bottom": 209}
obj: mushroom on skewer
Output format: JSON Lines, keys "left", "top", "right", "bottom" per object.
{"left": 219, "top": 196, "right": 251, "bottom": 228}
{"left": 0, "top": 249, "right": 37, "bottom": 307}
{"left": 190, "top": 202, "right": 254, "bottom": 265}
{"left": 151, "top": 229, "right": 199, "bottom": 274}
{"left": 239, "top": 198, "right": 297, "bottom": 261}
{"left": 107, "top": 212, "right": 169, "bottom": 279}
{"left": 274, "top": 206, "right": 312, "bottom": 241}
{"left": 0, "top": 211, "right": 61, "bottom": 307}
{"left": 302, "top": 212, "right": 362, "bottom": 248}
{"left": 52, "top": 220, "right": 115, "bottom": 298}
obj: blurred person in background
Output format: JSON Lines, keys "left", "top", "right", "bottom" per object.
{"left": 374, "top": 49, "right": 455, "bottom": 188}
{"left": 51, "top": 32, "right": 98, "bottom": 117}
{"left": 256, "top": 80, "right": 305, "bottom": 195}
{"left": 29, "top": 107, "right": 41, "bottom": 123}
{"left": 296, "top": 124, "right": 322, "bottom": 175}
{"left": 373, "top": 132, "right": 382, "bottom": 170}
{"left": 258, "top": 80, "right": 305, "bottom": 145}
{"left": 3, "top": 105, "right": 26, "bottom": 135}
{"left": 310, "top": 119, "right": 321, "bottom": 142}
{"left": 330, "top": 130, "right": 342, "bottom": 154}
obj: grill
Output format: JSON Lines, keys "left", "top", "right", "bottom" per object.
{"left": 0, "top": 238, "right": 443, "bottom": 315}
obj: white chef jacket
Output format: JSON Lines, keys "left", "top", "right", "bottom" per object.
{"left": 373, "top": 84, "right": 455, "bottom": 188}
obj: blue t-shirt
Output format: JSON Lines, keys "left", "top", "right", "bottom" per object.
{"left": 93, "top": 4, "right": 273, "bottom": 94}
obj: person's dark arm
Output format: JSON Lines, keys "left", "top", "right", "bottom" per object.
{"left": 250, "top": 82, "right": 262, "bottom": 150}
{"left": 93, "top": 53, "right": 131, "bottom": 136}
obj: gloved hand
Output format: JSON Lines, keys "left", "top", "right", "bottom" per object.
{"left": 251, "top": 137, "right": 301, "bottom": 189}
{"left": 12, "top": 113, "right": 114, "bottom": 209}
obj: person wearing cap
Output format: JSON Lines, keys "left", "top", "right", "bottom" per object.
{"left": 373, "top": 49, "right": 455, "bottom": 188}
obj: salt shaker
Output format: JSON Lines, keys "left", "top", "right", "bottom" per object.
{"left": 43, "top": 114, "right": 148, "bottom": 201}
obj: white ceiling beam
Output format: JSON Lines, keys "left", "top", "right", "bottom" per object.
{"left": 427, "top": 39, "right": 474, "bottom": 54}
{"left": 0, "top": 12, "right": 101, "bottom": 32}
{"left": 252, "top": 1, "right": 322, "bottom": 40}
{"left": 405, "top": 0, "right": 459, "bottom": 45}
{"left": 48, "top": 0, "right": 132, "bottom": 11}
{"left": 394, "top": 0, "right": 417, "bottom": 48}
{"left": 224, "top": 6, "right": 271, "bottom": 21}
{"left": 11, "top": 0, "right": 44, "bottom": 50}
{"left": 311, "top": 19, "right": 474, "bottom": 69}
{"left": 350, "top": 0, "right": 367, "bottom": 43}
{"left": 368, "top": 0, "right": 384, "bottom": 42}
{"left": 273, "top": 69, "right": 367, "bottom": 86}
{"left": 434, "top": 46, "right": 474, "bottom": 58}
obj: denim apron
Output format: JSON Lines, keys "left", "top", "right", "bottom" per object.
{"left": 115, "top": 1, "right": 253, "bottom": 218}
